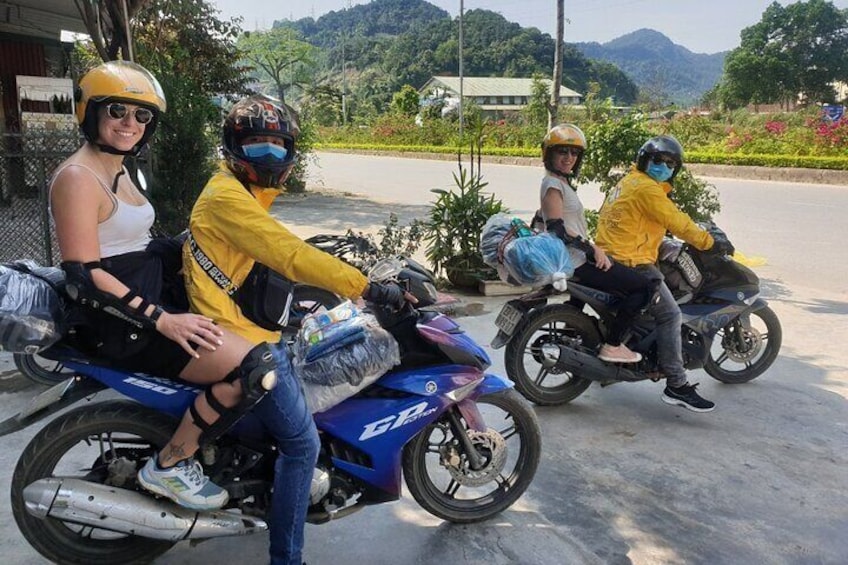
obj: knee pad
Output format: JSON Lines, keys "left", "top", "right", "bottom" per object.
{"left": 190, "top": 343, "right": 279, "bottom": 446}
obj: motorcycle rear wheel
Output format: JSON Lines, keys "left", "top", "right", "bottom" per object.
{"left": 11, "top": 401, "right": 178, "bottom": 565}
{"left": 505, "top": 305, "right": 599, "bottom": 405}
{"left": 705, "top": 305, "right": 782, "bottom": 384}
{"left": 13, "top": 352, "right": 74, "bottom": 386}
{"left": 402, "top": 389, "right": 541, "bottom": 523}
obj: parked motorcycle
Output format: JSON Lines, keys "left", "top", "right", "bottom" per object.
{"left": 11, "top": 233, "right": 405, "bottom": 386}
{"left": 1, "top": 258, "right": 541, "bottom": 565}
{"left": 492, "top": 225, "right": 782, "bottom": 405}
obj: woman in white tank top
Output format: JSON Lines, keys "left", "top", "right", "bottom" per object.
{"left": 50, "top": 61, "right": 263, "bottom": 512}
{"left": 538, "top": 124, "right": 652, "bottom": 364}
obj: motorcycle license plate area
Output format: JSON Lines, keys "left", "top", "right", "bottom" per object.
{"left": 495, "top": 302, "right": 523, "bottom": 336}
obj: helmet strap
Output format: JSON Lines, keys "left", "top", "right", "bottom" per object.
{"left": 95, "top": 142, "right": 139, "bottom": 157}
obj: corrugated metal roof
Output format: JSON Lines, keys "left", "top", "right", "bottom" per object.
{"left": 423, "top": 76, "right": 582, "bottom": 99}
{"left": 0, "top": 1, "right": 88, "bottom": 39}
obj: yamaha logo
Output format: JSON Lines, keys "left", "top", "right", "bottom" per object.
{"left": 425, "top": 381, "right": 437, "bottom": 393}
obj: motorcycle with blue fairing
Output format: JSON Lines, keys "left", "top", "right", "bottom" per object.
{"left": 1, "top": 258, "right": 540, "bottom": 565}
{"left": 492, "top": 224, "right": 782, "bottom": 406}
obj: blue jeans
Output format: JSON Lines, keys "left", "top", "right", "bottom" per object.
{"left": 635, "top": 265, "right": 687, "bottom": 388}
{"left": 249, "top": 342, "right": 320, "bottom": 565}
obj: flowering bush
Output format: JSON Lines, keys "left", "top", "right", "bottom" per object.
{"left": 764, "top": 120, "right": 788, "bottom": 135}
{"left": 315, "top": 105, "right": 847, "bottom": 163}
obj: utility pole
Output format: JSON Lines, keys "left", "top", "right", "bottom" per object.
{"left": 458, "top": 0, "right": 464, "bottom": 139}
{"left": 549, "top": 0, "right": 564, "bottom": 129}
{"left": 341, "top": 32, "right": 347, "bottom": 125}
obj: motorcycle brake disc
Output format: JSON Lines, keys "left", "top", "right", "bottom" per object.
{"left": 724, "top": 326, "right": 763, "bottom": 362}
{"left": 445, "top": 429, "right": 508, "bottom": 488}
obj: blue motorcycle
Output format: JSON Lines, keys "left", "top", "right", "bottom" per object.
{"left": 1, "top": 259, "right": 541, "bottom": 564}
{"left": 494, "top": 225, "right": 782, "bottom": 405}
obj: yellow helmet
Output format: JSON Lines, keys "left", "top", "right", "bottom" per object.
{"left": 75, "top": 61, "right": 166, "bottom": 155}
{"left": 541, "top": 123, "right": 587, "bottom": 178}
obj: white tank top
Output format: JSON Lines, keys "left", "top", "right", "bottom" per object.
{"left": 50, "top": 163, "right": 154, "bottom": 258}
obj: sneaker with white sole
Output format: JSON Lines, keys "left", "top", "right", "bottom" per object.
{"left": 137, "top": 456, "right": 229, "bottom": 510}
{"left": 661, "top": 382, "right": 715, "bottom": 413}
{"left": 598, "top": 343, "right": 642, "bottom": 363}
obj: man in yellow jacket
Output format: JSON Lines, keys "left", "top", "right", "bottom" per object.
{"left": 596, "top": 135, "right": 728, "bottom": 413}
{"left": 183, "top": 95, "right": 406, "bottom": 565}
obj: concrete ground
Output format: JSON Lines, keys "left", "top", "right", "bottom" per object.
{"left": 1, "top": 159, "right": 846, "bottom": 564}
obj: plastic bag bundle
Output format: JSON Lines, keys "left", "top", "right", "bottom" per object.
{"left": 503, "top": 233, "right": 573, "bottom": 290}
{"left": 480, "top": 214, "right": 516, "bottom": 268}
{"left": 480, "top": 214, "right": 573, "bottom": 289}
{"left": 301, "top": 369, "right": 386, "bottom": 414}
{"left": 293, "top": 301, "right": 399, "bottom": 396}
{"left": 0, "top": 261, "right": 65, "bottom": 354}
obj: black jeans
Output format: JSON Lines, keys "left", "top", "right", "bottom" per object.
{"left": 572, "top": 261, "right": 653, "bottom": 344}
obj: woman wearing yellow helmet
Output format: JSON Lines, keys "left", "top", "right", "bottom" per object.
{"left": 51, "top": 61, "right": 271, "bottom": 512}
{"left": 537, "top": 124, "right": 652, "bottom": 364}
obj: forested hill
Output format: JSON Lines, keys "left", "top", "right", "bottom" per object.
{"left": 575, "top": 29, "right": 726, "bottom": 105}
{"left": 276, "top": 0, "right": 724, "bottom": 108}
{"left": 285, "top": 0, "right": 450, "bottom": 47}
{"left": 276, "top": 0, "right": 639, "bottom": 107}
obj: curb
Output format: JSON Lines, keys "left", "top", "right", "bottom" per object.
{"left": 318, "top": 148, "right": 848, "bottom": 186}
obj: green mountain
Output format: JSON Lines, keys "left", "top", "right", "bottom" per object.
{"left": 574, "top": 29, "right": 727, "bottom": 105}
{"left": 275, "top": 0, "right": 639, "bottom": 113}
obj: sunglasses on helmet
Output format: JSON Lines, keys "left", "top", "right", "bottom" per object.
{"left": 105, "top": 103, "right": 154, "bottom": 125}
{"left": 651, "top": 154, "right": 678, "bottom": 168}
{"left": 553, "top": 146, "right": 583, "bottom": 157}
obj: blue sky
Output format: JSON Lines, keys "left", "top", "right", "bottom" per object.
{"left": 211, "top": 0, "right": 848, "bottom": 54}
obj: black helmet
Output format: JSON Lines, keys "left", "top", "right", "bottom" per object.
{"left": 636, "top": 135, "right": 684, "bottom": 181}
{"left": 222, "top": 95, "right": 299, "bottom": 188}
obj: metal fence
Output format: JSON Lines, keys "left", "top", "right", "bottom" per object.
{"left": 0, "top": 131, "right": 82, "bottom": 265}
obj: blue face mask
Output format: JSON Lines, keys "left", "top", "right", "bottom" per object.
{"left": 242, "top": 142, "right": 288, "bottom": 162}
{"left": 646, "top": 162, "right": 674, "bottom": 182}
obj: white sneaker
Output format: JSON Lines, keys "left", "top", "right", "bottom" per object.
{"left": 598, "top": 343, "right": 642, "bottom": 364}
{"left": 137, "top": 456, "right": 229, "bottom": 510}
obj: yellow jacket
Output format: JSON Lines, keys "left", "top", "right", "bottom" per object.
{"left": 595, "top": 166, "right": 714, "bottom": 267}
{"left": 183, "top": 163, "right": 369, "bottom": 344}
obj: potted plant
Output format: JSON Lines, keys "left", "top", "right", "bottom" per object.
{"left": 424, "top": 166, "right": 505, "bottom": 288}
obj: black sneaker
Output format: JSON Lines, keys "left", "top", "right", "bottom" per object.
{"left": 662, "top": 382, "right": 715, "bottom": 413}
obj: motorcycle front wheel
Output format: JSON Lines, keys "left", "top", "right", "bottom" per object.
{"left": 704, "top": 305, "right": 782, "bottom": 384}
{"left": 505, "top": 304, "right": 599, "bottom": 405}
{"left": 402, "top": 389, "right": 541, "bottom": 523}
{"left": 11, "top": 401, "right": 178, "bottom": 565}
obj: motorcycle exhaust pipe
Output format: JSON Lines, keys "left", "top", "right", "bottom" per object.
{"left": 554, "top": 345, "right": 645, "bottom": 383}
{"left": 23, "top": 478, "right": 267, "bottom": 541}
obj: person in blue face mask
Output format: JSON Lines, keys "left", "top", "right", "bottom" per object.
{"left": 595, "top": 135, "right": 727, "bottom": 413}
{"left": 183, "top": 95, "right": 411, "bottom": 565}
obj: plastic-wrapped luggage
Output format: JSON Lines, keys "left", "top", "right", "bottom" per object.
{"left": 0, "top": 261, "right": 66, "bottom": 354}
{"left": 480, "top": 213, "right": 573, "bottom": 290}
{"left": 292, "top": 301, "right": 400, "bottom": 413}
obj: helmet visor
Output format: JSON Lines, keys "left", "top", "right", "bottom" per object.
{"left": 242, "top": 142, "right": 289, "bottom": 162}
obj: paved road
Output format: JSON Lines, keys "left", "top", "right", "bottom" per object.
{"left": 1, "top": 154, "right": 846, "bottom": 564}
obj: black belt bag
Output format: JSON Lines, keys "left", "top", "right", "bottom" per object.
{"left": 187, "top": 232, "right": 293, "bottom": 331}
{"left": 233, "top": 262, "right": 294, "bottom": 331}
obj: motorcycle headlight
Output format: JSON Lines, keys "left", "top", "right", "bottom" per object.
{"left": 742, "top": 293, "right": 759, "bottom": 306}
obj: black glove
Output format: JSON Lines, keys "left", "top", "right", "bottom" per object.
{"left": 546, "top": 218, "right": 595, "bottom": 262}
{"left": 710, "top": 239, "right": 735, "bottom": 256}
{"left": 363, "top": 282, "right": 406, "bottom": 308}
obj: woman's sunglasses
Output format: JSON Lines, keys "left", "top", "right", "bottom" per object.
{"left": 651, "top": 154, "right": 678, "bottom": 168}
{"left": 105, "top": 103, "right": 154, "bottom": 125}
{"left": 553, "top": 146, "right": 583, "bottom": 157}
